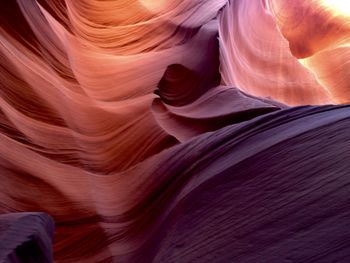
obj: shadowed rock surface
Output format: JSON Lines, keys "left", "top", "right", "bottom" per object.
{"left": 0, "top": 213, "right": 54, "bottom": 263}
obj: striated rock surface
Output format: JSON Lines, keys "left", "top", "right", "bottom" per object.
{"left": 0, "top": 0, "right": 350, "bottom": 262}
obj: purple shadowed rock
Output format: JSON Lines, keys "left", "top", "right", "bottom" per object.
{"left": 0, "top": 212, "right": 54, "bottom": 263}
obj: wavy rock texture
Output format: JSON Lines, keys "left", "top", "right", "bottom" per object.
{"left": 1, "top": 0, "right": 350, "bottom": 262}
{"left": 152, "top": 105, "right": 350, "bottom": 263}
{"left": 219, "top": 0, "right": 350, "bottom": 105}
{"left": 268, "top": 0, "right": 350, "bottom": 103}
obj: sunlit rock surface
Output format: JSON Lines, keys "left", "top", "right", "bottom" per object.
{"left": 0, "top": 0, "right": 350, "bottom": 262}
{"left": 268, "top": 0, "right": 350, "bottom": 103}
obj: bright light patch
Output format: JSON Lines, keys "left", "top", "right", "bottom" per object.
{"left": 319, "top": 0, "right": 350, "bottom": 17}
{"left": 139, "top": 0, "right": 168, "bottom": 13}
